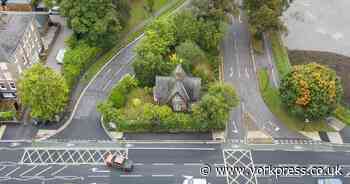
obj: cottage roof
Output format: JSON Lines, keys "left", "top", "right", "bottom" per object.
{"left": 154, "top": 65, "right": 201, "bottom": 104}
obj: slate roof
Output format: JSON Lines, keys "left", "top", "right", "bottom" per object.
{"left": 154, "top": 65, "right": 201, "bottom": 104}
{"left": 0, "top": 14, "right": 33, "bottom": 62}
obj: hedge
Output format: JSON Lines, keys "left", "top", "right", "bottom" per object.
{"left": 0, "top": 111, "right": 15, "bottom": 121}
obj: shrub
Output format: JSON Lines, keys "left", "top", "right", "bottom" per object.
{"left": 62, "top": 43, "right": 101, "bottom": 87}
{"left": 280, "top": 63, "right": 343, "bottom": 120}
{"left": 0, "top": 111, "right": 15, "bottom": 121}
{"left": 175, "top": 41, "right": 207, "bottom": 72}
{"left": 109, "top": 74, "right": 138, "bottom": 108}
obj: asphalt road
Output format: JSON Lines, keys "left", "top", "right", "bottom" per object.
{"left": 223, "top": 11, "right": 304, "bottom": 141}
{"left": 50, "top": 39, "right": 139, "bottom": 140}
{"left": 0, "top": 142, "right": 350, "bottom": 184}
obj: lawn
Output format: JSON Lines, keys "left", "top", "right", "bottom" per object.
{"left": 258, "top": 69, "right": 334, "bottom": 132}
{"left": 80, "top": 0, "right": 185, "bottom": 86}
{"left": 270, "top": 32, "right": 292, "bottom": 78}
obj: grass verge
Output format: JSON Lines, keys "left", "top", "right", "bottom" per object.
{"left": 258, "top": 69, "right": 334, "bottom": 132}
{"left": 334, "top": 105, "right": 350, "bottom": 126}
{"left": 270, "top": 32, "right": 292, "bottom": 78}
{"left": 80, "top": 0, "right": 186, "bottom": 86}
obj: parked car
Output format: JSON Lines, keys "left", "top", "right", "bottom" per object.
{"left": 49, "top": 6, "right": 60, "bottom": 15}
{"left": 182, "top": 176, "right": 209, "bottom": 184}
{"left": 104, "top": 153, "right": 134, "bottom": 172}
{"left": 317, "top": 178, "right": 342, "bottom": 184}
{"left": 56, "top": 48, "right": 66, "bottom": 64}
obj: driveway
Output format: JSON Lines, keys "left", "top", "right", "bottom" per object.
{"left": 45, "top": 15, "right": 72, "bottom": 72}
{"left": 282, "top": 0, "right": 350, "bottom": 57}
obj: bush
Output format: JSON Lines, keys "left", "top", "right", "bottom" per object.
{"left": 334, "top": 105, "right": 350, "bottom": 126}
{"left": 0, "top": 111, "right": 15, "bottom": 121}
{"left": 280, "top": 63, "right": 343, "bottom": 120}
{"left": 62, "top": 43, "right": 101, "bottom": 87}
{"left": 175, "top": 41, "right": 207, "bottom": 72}
{"left": 109, "top": 74, "right": 138, "bottom": 108}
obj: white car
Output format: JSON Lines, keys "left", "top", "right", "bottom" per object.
{"left": 317, "top": 178, "right": 342, "bottom": 184}
{"left": 56, "top": 48, "right": 66, "bottom": 64}
{"left": 182, "top": 176, "right": 209, "bottom": 184}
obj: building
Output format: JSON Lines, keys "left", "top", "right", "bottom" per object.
{"left": 0, "top": 14, "right": 44, "bottom": 101}
{"left": 153, "top": 65, "right": 201, "bottom": 112}
{"left": 0, "top": 0, "right": 34, "bottom": 11}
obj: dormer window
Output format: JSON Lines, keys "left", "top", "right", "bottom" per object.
{"left": 0, "top": 83, "right": 6, "bottom": 90}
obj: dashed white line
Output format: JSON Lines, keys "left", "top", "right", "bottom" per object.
{"left": 50, "top": 165, "right": 67, "bottom": 176}
{"left": 120, "top": 174, "right": 143, "bottom": 178}
{"left": 88, "top": 175, "right": 109, "bottom": 178}
{"left": 5, "top": 166, "right": 20, "bottom": 176}
{"left": 152, "top": 163, "right": 174, "bottom": 166}
{"left": 183, "top": 163, "right": 203, "bottom": 166}
{"left": 35, "top": 166, "right": 52, "bottom": 176}
{"left": 0, "top": 166, "right": 6, "bottom": 172}
{"left": 152, "top": 174, "right": 174, "bottom": 177}
{"left": 134, "top": 163, "right": 144, "bottom": 166}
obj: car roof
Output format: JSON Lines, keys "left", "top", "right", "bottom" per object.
{"left": 317, "top": 178, "right": 342, "bottom": 184}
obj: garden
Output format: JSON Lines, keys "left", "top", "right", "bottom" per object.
{"left": 98, "top": 0, "right": 240, "bottom": 133}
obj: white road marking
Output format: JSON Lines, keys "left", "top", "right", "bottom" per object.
{"left": 102, "top": 79, "right": 113, "bottom": 91}
{"left": 88, "top": 175, "right": 109, "bottom": 178}
{"left": 0, "top": 166, "right": 6, "bottom": 172}
{"left": 238, "top": 15, "right": 242, "bottom": 23}
{"left": 232, "top": 120, "right": 238, "bottom": 133}
{"left": 183, "top": 163, "right": 203, "bottom": 166}
{"left": 152, "top": 174, "right": 174, "bottom": 177}
{"left": 129, "top": 147, "right": 216, "bottom": 151}
{"left": 35, "top": 166, "right": 52, "bottom": 176}
{"left": 120, "top": 174, "right": 143, "bottom": 178}
{"left": 250, "top": 46, "right": 257, "bottom": 73}
{"left": 5, "top": 166, "right": 20, "bottom": 176}
{"left": 20, "top": 165, "right": 37, "bottom": 177}
{"left": 152, "top": 163, "right": 174, "bottom": 166}
{"left": 50, "top": 165, "right": 67, "bottom": 176}
{"left": 245, "top": 68, "right": 250, "bottom": 79}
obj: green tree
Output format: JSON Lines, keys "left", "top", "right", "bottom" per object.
{"left": 175, "top": 41, "right": 207, "bottom": 72}
{"left": 280, "top": 63, "right": 343, "bottom": 120}
{"left": 243, "top": 0, "right": 288, "bottom": 36}
{"left": 173, "top": 11, "right": 201, "bottom": 43}
{"left": 197, "top": 20, "right": 226, "bottom": 54}
{"left": 59, "top": 0, "right": 125, "bottom": 48}
{"left": 193, "top": 82, "right": 239, "bottom": 130}
{"left": 109, "top": 74, "right": 138, "bottom": 108}
{"left": 18, "top": 64, "right": 69, "bottom": 121}
{"left": 191, "top": 0, "right": 238, "bottom": 21}
{"left": 145, "top": 0, "right": 155, "bottom": 14}
{"left": 133, "top": 53, "right": 175, "bottom": 87}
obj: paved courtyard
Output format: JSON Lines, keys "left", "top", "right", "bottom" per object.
{"left": 282, "top": 0, "right": 350, "bottom": 57}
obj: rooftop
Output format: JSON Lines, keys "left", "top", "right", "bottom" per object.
{"left": 0, "top": 14, "right": 33, "bottom": 62}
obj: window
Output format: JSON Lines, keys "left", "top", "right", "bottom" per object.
{"left": 0, "top": 83, "right": 6, "bottom": 90}
{"left": 0, "top": 63, "right": 7, "bottom": 70}
{"left": 9, "top": 82, "right": 16, "bottom": 90}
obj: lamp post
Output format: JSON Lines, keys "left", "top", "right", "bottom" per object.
{"left": 303, "top": 118, "right": 310, "bottom": 131}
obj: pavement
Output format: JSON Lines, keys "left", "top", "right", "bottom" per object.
{"left": 45, "top": 15, "right": 72, "bottom": 72}
{"left": 282, "top": 0, "right": 350, "bottom": 57}
{"left": 223, "top": 11, "right": 304, "bottom": 141}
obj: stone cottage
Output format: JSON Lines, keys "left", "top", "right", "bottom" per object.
{"left": 153, "top": 65, "right": 201, "bottom": 112}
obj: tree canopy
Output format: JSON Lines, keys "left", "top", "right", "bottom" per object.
{"left": 18, "top": 64, "right": 69, "bottom": 121}
{"left": 243, "top": 0, "right": 288, "bottom": 36}
{"left": 58, "top": 0, "right": 127, "bottom": 48}
{"left": 280, "top": 63, "right": 343, "bottom": 120}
